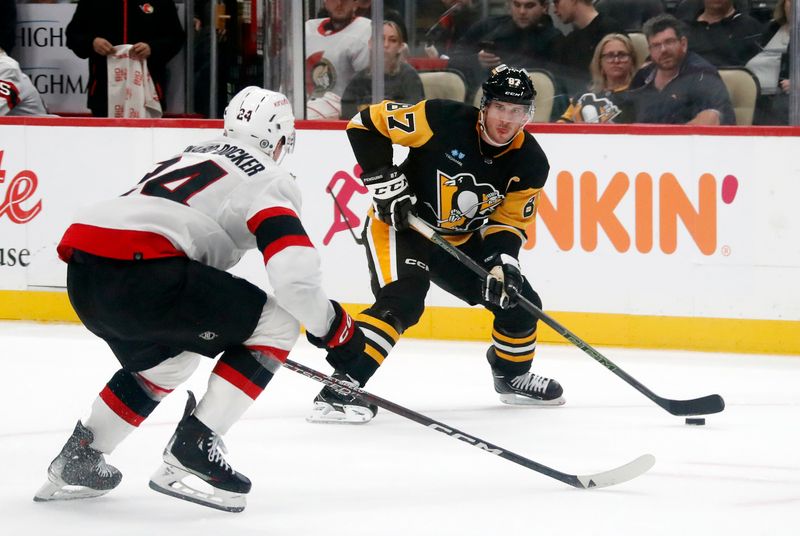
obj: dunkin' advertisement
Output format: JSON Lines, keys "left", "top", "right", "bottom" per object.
{"left": 0, "top": 121, "right": 798, "bottom": 328}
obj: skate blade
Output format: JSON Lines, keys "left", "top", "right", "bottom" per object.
{"left": 498, "top": 393, "right": 566, "bottom": 406}
{"left": 149, "top": 463, "right": 246, "bottom": 513}
{"left": 33, "top": 477, "right": 112, "bottom": 502}
{"left": 306, "top": 401, "right": 374, "bottom": 424}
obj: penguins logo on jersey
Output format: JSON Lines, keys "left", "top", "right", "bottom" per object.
{"left": 435, "top": 171, "right": 503, "bottom": 231}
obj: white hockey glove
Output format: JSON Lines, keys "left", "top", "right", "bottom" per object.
{"left": 361, "top": 165, "right": 417, "bottom": 231}
{"left": 482, "top": 253, "right": 523, "bottom": 309}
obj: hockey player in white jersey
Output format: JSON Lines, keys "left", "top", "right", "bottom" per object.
{"left": 33, "top": 87, "right": 366, "bottom": 512}
{"left": 305, "top": 0, "right": 370, "bottom": 119}
{"left": 0, "top": 48, "right": 47, "bottom": 116}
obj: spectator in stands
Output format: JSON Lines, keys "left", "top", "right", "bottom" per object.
{"left": 673, "top": 0, "right": 747, "bottom": 21}
{"left": 340, "top": 20, "right": 424, "bottom": 119}
{"left": 65, "top": 0, "right": 185, "bottom": 118}
{"left": 0, "top": 47, "right": 48, "bottom": 116}
{"left": 0, "top": 0, "right": 16, "bottom": 55}
{"left": 595, "top": 0, "right": 665, "bottom": 31}
{"left": 559, "top": 33, "right": 638, "bottom": 123}
{"left": 747, "top": 0, "right": 791, "bottom": 124}
{"left": 449, "top": 0, "right": 563, "bottom": 98}
{"left": 424, "top": 0, "right": 481, "bottom": 59}
{"left": 681, "top": 0, "right": 762, "bottom": 67}
{"left": 629, "top": 14, "right": 734, "bottom": 124}
{"left": 305, "top": 0, "right": 371, "bottom": 119}
{"left": 552, "top": 0, "right": 625, "bottom": 95}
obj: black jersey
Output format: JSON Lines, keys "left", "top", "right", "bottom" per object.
{"left": 347, "top": 99, "right": 549, "bottom": 257}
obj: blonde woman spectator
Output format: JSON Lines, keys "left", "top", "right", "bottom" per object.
{"left": 747, "top": 0, "right": 791, "bottom": 124}
{"left": 340, "top": 20, "right": 424, "bottom": 119}
{"left": 559, "top": 33, "right": 637, "bottom": 122}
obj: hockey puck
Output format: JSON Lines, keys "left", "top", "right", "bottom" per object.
{"left": 685, "top": 417, "right": 706, "bottom": 425}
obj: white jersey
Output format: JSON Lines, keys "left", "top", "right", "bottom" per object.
{"left": 57, "top": 137, "right": 334, "bottom": 336}
{"left": 0, "top": 52, "right": 47, "bottom": 116}
{"left": 305, "top": 16, "right": 371, "bottom": 99}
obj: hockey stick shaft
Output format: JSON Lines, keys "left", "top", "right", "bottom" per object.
{"left": 283, "top": 358, "right": 654, "bottom": 489}
{"left": 407, "top": 214, "right": 724, "bottom": 417}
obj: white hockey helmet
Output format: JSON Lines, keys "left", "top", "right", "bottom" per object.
{"left": 223, "top": 86, "right": 296, "bottom": 162}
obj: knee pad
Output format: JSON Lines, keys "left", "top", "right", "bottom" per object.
{"left": 244, "top": 298, "right": 300, "bottom": 355}
{"left": 136, "top": 351, "right": 202, "bottom": 397}
{"left": 372, "top": 276, "right": 429, "bottom": 331}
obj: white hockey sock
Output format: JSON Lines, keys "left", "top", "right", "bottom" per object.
{"left": 194, "top": 373, "right": 255, "bottom": 436}
{"left": 83, "top": 396, "right": 137, "bottom": 454}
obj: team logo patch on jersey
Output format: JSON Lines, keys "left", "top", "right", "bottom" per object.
{"left": 523, "top": 193, "right": 538, "bottom": 218}
{"left": 432, "top": 170, "right": 503, "bottom": 231}
{"left": 140, "top": 3, "right": 154, "bottom": 14}
{"left": 199, "top": 331, "right": 218, "bottom": 341}
{"left": 306, "top": 52, "right": 336, "bottom": 96}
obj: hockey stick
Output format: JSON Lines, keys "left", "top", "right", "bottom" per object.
{"left": 283, "top": 358, "right": 655, "bottom": 489}
{"left": 326, "top": 187, "right": 364, "bottom": 245}
{"left": 407, "top": 213, "right": 725, "bottom": 417}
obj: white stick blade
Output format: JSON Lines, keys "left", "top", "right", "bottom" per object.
{"left": 576, "top": 454, "right": 656, "bottom": 489}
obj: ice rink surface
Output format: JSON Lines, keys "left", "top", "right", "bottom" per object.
{"left": 1, "top": 320, "right": 798, "bottom": 535}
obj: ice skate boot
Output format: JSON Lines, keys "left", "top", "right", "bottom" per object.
{"left": 306, "top": 372, "right": 378, "bottom": 424}
{"left": 489, "top": 349, "right": 565, "bottom": 406}
{"left": 33, "top": 421, "right": 122, "bottom": 502}
{"left": 149, "top": 392, "right": 251, "bottom": 513}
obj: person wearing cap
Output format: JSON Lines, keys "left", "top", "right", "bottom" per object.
{"left": 306, "top": 64, "right": 565, "bottom": 425}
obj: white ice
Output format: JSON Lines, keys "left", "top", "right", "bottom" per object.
{"left": 1, "top": 320, "right": 798, "bottom": 535}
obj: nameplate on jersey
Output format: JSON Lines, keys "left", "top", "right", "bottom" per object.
{"left": 184, "top": 143, "right": 266, "bottom": 177}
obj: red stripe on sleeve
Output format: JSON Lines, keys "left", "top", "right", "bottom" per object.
{"left": 99, "top": 386, "right": 146, "bottom": 426}
{"left": 247, "top": 207, "right": 300, "bottom": 233}
{"left": 212, "top": 361, "right": 265, "bottom": 400}
{"left": 261, "top": 235, "right": 314, "bottom": 265}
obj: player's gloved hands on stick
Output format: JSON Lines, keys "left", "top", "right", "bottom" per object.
{"left": 307, "top": 299, "right": 365, "bottom": 356}
{"left": 361, "top": 165, "right": 417, "bottom": 231}
{"left": 482, "top": 253, "right": 523, "bottom": 309}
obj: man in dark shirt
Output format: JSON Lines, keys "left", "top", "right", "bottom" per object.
{"left": 629, "top": 14, "right": 734, "bottom": 124}
{"left": 552, "top": 0, "right": 625, "bottom": 95}
{"left": 449, "top": 0, "right": 563, "bottom": 97}
{"left": 66, "top": 0, "right": 185, "bottom": 117}
{"left": 681, "top": 0, "right": 762, "bottom": 67}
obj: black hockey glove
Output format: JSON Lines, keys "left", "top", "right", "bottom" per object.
{"left": 482, "top": 253, "right": 523, "bottom": 309}
{"left": 307, "top": 300, "right": 365, "bottom": 355}
{"left": 361, "top": 165, "right": 417, "bottom": 231}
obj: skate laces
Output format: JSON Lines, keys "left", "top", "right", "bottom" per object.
{"left": 511, "top": 372, "right": 549, "bottom": 394}
{"left": 205, "top": 433, "right": 232, "bottom": 473}
{"left": 94, "top": 459, "right": 115, "bottom": 478}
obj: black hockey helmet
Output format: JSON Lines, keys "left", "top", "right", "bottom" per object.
{"left": 480, "top": 65, "right": 536, "bottom": 108}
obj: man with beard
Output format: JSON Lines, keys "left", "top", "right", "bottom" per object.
{"left": 305, "top": 0, "right": 371, "bottom": 119}
{"left": 628, "top": 14, "right": 734, "bottom": 125}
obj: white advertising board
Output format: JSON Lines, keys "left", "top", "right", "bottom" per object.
{"left": 0, "top": 120, "right": 798, "bottom": 325}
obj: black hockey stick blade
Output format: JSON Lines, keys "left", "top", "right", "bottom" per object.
{"left": 659, "top": 393, "right": 725, "bottom": 416}
{"left": 283, "top": 358, "right": 654, "bottom": 489}
{"left": 407, "top": 214, "right": 725, "bottom": 418}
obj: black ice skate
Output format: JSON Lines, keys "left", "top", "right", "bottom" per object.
{"left": 489, "top": 349, "right": 565, "bottom": 406}
{"left": 492, "top": 370, "right": 565, "bottom": 405}
{"left": 306, "top": 372, "right": 378, "bottom": 424}
{"left": 33, "top": 421, "right": 122, "bottom": 502}
{"left": 149, "top": 392, "right": 251, "bottom": 513}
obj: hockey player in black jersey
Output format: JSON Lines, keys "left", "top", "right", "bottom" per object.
{"left": 33, "top": 87, "right": 366, "bottom": 512}
{"left": 308, "top": 64, "right": 565, "bottom": 424}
